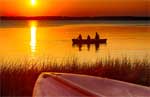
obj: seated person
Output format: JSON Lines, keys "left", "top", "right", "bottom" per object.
{"left": 87, "top": 35, "right": 91, "bottom": 40}
{"left": 95, "top": 32, "right": 100, "bottom": 40}
{"left": 78, "top": 34, "right": 82, "bottom": 40}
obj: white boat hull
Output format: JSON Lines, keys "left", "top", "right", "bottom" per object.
{"left": 33, "top": 72, "right": 150, "bottom": 97}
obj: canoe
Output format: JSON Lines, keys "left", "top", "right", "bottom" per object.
{"left": 33, "top": 72, "right": 150, "bottom": 97}
{"left": 72, "top": 39, "right": 107, "bottom": 44}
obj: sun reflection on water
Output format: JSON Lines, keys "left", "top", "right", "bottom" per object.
{"left": 30, "top": 21, "right": 37, "bottom": 56}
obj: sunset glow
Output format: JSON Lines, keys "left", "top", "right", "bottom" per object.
{"left": 0, "top": 0, "right": 149, "bottom": 96}
{"left": 31, "top": 0, "right": 36, "bottom": 6}
{"left": 0, "top": 0, "right": 149, "bottom": 16}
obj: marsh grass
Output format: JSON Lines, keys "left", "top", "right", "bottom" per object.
{"left": 0, "top": 57, "right": 150, "bottom": 96}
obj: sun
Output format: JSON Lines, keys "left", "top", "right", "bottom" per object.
{"left": 31, "top": 0, "right": 36, "bottom": 6}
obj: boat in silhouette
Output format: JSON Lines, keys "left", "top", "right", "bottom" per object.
{"left": 72, "top": 39, "right": 107, "bottom": 44}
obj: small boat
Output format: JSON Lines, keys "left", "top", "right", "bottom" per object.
{"left": 72, "top": 39, "right": 107, "bottom": 44}
{"left": 33, "top": 72, "right": 150, "bottom": 97}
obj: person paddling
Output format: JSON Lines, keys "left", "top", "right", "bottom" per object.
{"left": 87, "top": 35, "right": 91, "bottom": 40}
{"left": 95, "top": 32, "right": 100, "bottom": 40}
{"left": 78, "top": 34, "right": 82, "bottom": 40}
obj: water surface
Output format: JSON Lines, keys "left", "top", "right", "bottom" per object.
{"left": 0, "top": 20, "right": 149, "bottom": 64}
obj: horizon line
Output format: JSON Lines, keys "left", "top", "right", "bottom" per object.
{"left": 1, "top": 16, "right": 149, "bottom": 20}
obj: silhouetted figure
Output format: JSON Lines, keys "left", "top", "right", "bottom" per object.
{"left": 78, "top": 34, "right": 82, "bottom": 40}
{"left": 87, "top": 35, "right": 91, "bottom": 40}
{"left": 95, "top": 32, "right": 100, "bottom": 40}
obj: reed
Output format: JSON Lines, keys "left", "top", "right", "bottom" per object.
{"left": 0, "top": 57, "right": 150, "bottom": 96}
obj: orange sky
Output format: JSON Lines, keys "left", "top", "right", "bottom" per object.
{"left": 0, "top": 0, "right": 149, "bottom": 16}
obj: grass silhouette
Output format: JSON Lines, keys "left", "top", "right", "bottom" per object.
{"left": 0, "top": 57, "right": 150, "bottom": 96}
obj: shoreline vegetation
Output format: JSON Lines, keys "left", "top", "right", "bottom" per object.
{"left": 0, "top": 16, "right": 149, "bottom": 20}
{"left": 0, "top": 57, "right": 150, "bottom": 96}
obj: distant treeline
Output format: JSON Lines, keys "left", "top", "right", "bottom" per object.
{"left": 0, "top": 16, "right": 149, "bottom": 20}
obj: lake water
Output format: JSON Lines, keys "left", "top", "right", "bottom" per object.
{"left": 0, "top": 20, "right": 150, "bottom": 64}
